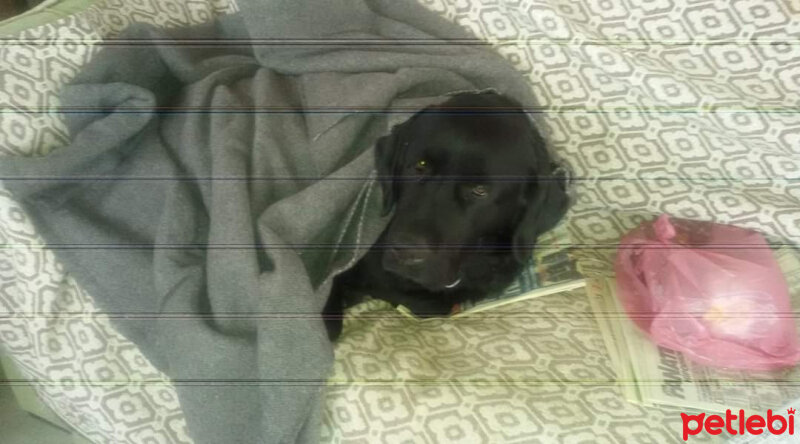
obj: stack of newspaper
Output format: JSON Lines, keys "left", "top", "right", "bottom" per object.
{"left": 397, "top": 222, "right": 586, "bottom": 319}
{"left": 586, "top": 247, "right": 800, "bottom": 413}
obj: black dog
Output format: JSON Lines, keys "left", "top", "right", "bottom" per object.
{"left": 324, "top": 92, "right": 568, "bottom": 340}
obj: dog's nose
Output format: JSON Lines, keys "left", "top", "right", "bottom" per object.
{"left": 385, "top": 233, "right": 434, "bottom": 268}
{"left": 389, "top": 246, "right": 430, "bottom": 267}
{"left": 382, "top": 234, "right": 462, "bottom": 291}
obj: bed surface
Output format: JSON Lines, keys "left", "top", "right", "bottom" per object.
{"left": 1, "top": 0, "right": 798, "bottom": 442}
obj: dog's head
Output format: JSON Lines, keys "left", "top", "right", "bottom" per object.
{"left": 375, "top": 92, "right": 568, "bottom": 292}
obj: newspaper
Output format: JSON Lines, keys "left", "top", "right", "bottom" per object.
{"left": 397, "top": 222, "right": 586, "bottom": 319}
{"left": 587, "top": 247, "right": 800, "bottom": 413}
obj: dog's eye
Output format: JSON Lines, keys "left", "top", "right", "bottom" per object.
{"left": 471, "top": 185, "right": 489, "bottom": 198}
{"left": 414, "top": 160, "right": 429, "bottom": 175}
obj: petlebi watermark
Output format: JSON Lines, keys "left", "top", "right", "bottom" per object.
{"left": 682, "top": 408, "right": 797, "bottom": 441}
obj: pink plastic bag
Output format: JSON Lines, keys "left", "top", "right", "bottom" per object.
{"left": 615, "top": 214, "right": 800, "bottom": 371}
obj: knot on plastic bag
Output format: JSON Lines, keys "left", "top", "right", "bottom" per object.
{"left": 653, "top": 214, "right": 676, "bottom": 243}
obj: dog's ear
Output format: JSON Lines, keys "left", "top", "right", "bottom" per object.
{"left": 512, "top": 162, "right": 570, "bottom": 263}
{"left": 374, "top": 125, "right": 407, "bottom": 216}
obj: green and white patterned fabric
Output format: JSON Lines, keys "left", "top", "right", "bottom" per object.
{"left": 1, "top": 0, "right": 798, "bottom": 442}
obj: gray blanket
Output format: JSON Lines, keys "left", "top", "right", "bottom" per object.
{"left": 0, "top": 1, "right": 538, "bottom": 442}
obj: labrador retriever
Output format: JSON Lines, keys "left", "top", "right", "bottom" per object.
{"left": 324, "top": 91, "right": 569, "bottom": 340}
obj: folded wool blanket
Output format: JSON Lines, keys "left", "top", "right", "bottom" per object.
{"left": 0, "top": 1, "right": 541, "bottom": 442}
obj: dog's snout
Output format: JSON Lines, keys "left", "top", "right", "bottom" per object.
{"left": 381, "top": 233, "right": 463, "bottom": 291}
{"left": 389, "top": 247, "right": 428, "bottom": 266}
{"left": 387, "top": 236, "right": 433, "bottom": 267}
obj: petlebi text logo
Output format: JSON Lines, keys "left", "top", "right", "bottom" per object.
{"left": 682, "top": 408, "right": 796, "bottom": 441}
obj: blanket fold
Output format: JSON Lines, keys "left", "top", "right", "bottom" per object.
{"left": 0, "top": 1, "right": 539, "bottom": 442}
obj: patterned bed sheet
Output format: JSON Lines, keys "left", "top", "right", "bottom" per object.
{"left": 1, "top": 0, "right": 799, "bottom": 442}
